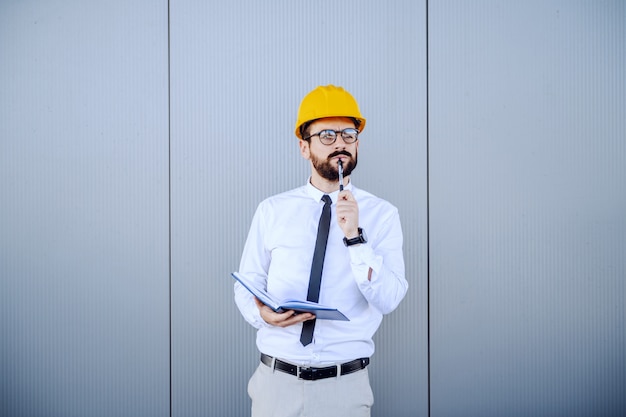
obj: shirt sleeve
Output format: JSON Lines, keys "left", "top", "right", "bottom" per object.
{"left": 348, "top": 207, "right": 408, "bottom": 314}
{"left": 234, "top": 202, "right": 272, "bottom": 329}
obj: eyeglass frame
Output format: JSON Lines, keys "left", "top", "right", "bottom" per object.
{"left": 303, "top": 128, "right": 360, "bottom": 145}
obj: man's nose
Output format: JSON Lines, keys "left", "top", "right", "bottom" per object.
{"left": 334, "top": 135, "right": 349, "bottom": 148}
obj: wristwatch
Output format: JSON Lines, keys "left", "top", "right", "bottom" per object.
{"left": 343, "top": 228, "right": 367, "bottom": 247}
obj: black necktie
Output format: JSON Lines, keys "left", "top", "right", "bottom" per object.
{"left": 300, "top": 194, "right": 332, "bottom": 346}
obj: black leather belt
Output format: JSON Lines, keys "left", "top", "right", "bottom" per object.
{"left": 260, "top": 353, "right": 369, "bottom": 381}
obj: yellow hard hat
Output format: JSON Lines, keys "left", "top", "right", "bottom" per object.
{"left": 294, "top": 85, "right": 366, "bottom": 139}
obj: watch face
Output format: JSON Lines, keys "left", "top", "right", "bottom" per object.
{"left": 344, "top": 228, "right": 367, "bottom": 246}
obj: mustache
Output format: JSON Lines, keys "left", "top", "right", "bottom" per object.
{"left": 328, "top": 150, "right": 352, "bottom": 159}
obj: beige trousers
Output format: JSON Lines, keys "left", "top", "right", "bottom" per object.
{"left": 248, "top": 361, "right": 374, "bottom": 417}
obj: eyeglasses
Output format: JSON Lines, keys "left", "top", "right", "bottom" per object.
{"left": 303, "top": 128, "right": 359, "bottom": 145}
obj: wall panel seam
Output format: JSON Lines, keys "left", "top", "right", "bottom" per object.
{"left": 425, "top": 1, "right": 431, "bottom": 416}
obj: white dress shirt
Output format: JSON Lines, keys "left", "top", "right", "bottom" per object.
{"left": 235, "top": 179, "right": 408, "bottom": 365}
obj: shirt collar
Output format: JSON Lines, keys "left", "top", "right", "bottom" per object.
{"left": 305, "top": 177, "right": 353, "bottom": 204}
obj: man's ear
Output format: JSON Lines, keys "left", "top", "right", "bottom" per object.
{"left": 298, "top": 140, "right": 310, "bottom": 160}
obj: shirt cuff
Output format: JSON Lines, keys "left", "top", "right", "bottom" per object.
{"left": 348, "top": 243, "right": 383, "bottom": 282}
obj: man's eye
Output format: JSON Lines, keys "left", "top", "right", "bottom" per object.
{"left": 319, "top": 131, "right": 335, "bottom": 140}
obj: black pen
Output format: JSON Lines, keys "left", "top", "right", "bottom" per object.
{"left": 338, "top": 159, "right": 344, "bottom": 191}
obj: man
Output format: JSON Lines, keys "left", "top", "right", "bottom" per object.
{"left": 235, "top": 85, "right": 408, "bottom": 417}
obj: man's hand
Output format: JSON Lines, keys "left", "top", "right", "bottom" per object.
{"left": 336, "top": 189, "right": 360, "bottom": 238}
{"left": 255, "top": 298, "right": 315, "bottom": 327}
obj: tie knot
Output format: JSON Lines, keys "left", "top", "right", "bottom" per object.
{"left": 321, "top": 195, "right": 332, "bottom": 205}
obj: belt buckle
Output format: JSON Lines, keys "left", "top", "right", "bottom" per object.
{"left": 297, "top": 366, "right": 314, "bottom": 380}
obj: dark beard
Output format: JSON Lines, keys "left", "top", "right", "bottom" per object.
{"left": 311, "top": 151, "right": 358, "bottom": 182}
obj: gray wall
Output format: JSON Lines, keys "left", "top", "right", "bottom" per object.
{"left": 429, "top": 1, "right": 625, "bottom": 416}
{"left": 1, "top": 1, "right": 170, "bottom": 416}
{"left": 1, "top": 1, "right": 623, "bottom": 417}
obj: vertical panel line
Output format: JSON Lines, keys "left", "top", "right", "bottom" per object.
{"left": 425, "top": 1, "right": 431, "bottom": 416}
{"left": 167, "top": 1, "right": 173, "bottom": 416}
